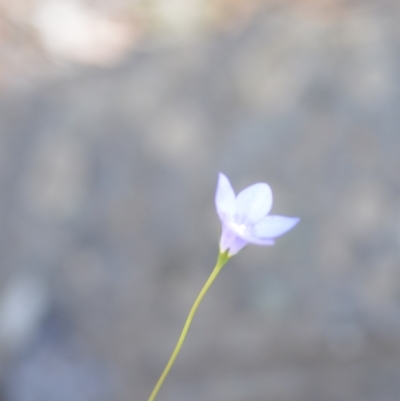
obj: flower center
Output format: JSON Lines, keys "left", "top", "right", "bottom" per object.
{"left": 230, "top": 222, "right": 247, "bottom": 235}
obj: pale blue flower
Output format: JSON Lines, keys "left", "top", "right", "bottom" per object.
{"left": 215, "top": 173, "right": 299, "bottom": 256}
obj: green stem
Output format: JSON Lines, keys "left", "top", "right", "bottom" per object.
{"left": 147, "top": 252, "right": 230, "bottom": 401}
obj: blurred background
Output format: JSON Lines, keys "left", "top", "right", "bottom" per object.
{"left": 0, "top": 0, "right": 399, "bottom": 400}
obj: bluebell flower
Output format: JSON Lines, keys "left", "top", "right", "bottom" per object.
{"left": 215, "top": 173, "right": 299, "bottom": 256}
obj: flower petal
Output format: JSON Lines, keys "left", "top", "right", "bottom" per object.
{"left": 235, "top": 183, "right": 272, "bottom": 224}
{"left": 235, "top": 230, "right": 275, "bottom": 246}
{"left": 215, "top": 173, "right": 236, "bottom": 222}
{"left": 219, "top": 224, "right": 248, "bottom": 256}
{"left": 253, "top": 215, "right": 300, "bottom": 239}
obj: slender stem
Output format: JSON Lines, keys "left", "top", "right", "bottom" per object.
{"left": 147, "top": 252, "right": 230, "bottom": 401}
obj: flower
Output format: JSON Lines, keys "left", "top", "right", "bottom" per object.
{"left": 215, "top": 173, "right": 299, "bottom": 256}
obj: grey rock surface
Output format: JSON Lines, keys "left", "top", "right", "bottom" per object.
{"left": 0, "top": 2, "right": 400, "bottom": 400}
